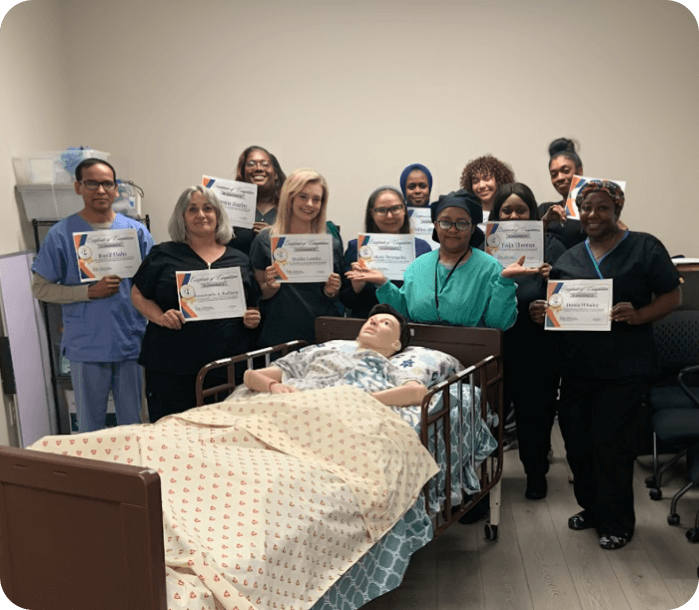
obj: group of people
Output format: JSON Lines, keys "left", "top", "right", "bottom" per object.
{"left": 31, "top": 137, "right": 682, "bottom": 553}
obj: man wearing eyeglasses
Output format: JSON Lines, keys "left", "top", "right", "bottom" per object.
{"left": 31, "top": 158, "right": 154, "bottom": 432}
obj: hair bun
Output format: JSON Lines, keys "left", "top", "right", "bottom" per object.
{"left": 548, "top": 138, "right": 577, "bottom": 157}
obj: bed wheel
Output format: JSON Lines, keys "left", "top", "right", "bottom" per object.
{"left": 649, "top": 488, "right": 662, "bottom": 501}
{"left": 686, "top": 528, "right": 699, "bottom": 543}
{"left": 484, "top": 522, "right": 498, "bottom": 541}
{"left": 645, "top": 475, "right": 657, "bottom": 488}
{"left": 668, "top": 513, "right": 681, "bottom": 526}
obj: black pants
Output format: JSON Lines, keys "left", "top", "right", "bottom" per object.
{"left": 558, "top": 376, "right": 648, "bottom": 538}
{"left": 145, "top": 367, "right": 237, "bottom": 424}
{"left": 504, "top": 327, "right": 558, "bottom": 477}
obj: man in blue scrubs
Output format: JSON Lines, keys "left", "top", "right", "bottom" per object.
{"left": 31, "top": 158, "right": 154, "bottom": 432}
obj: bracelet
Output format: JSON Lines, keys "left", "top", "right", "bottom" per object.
{"left": 267, "top": 379, "right": 280, "bottom": 391}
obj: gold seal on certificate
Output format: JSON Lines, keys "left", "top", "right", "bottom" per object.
{"left": 73, "top": 228, "right": 142, "bottom": 282}
{"left": 176, "top": 268, "right": 246, "bottom": 322}
{"left": 270, "top": 234, "right": 333, "bottom": 283}
{"left": 545, "top": 279, "right": 613, "bottom": 331}
{"left": 356, "top": 233, "right": 416, "bottom": 281}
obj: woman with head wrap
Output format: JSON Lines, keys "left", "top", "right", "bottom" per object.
{"left": 530, "top": 180, "right": 681, "bottom": 549}
{"left": 490, "top": 183, "right": 566, "bottom": 500}
{"left": 342, "top": 186, "right": 432, "bottom": 319}
{"left": 400, "top": 163, "right": 433, "bottom": 208}
{"left": 347, "top": 189, "right": 540, "bottom": 330}
{"left": 459, "top": 155, "right": 515, "bottom": 222}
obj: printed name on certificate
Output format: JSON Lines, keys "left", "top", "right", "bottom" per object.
{"left": 202, "top": 175, "right": 257, "bottom": 229}
{"left": 176, "top": 268, "right": 247, "bottom": 322}
{"left": 357, "top": 233, "right": 416, "bottom": 281}
{"left": 74, "top": 228, "right": 142, "bottom": 282}
{"left": 271, "top": 234, "right": 333, "bottom": 283}
{"left": 545, "top": 279, "right": 613, "bottom": 331}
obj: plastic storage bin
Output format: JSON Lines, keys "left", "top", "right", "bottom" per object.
{"left": 12, "top": 149, "right": 110, "bottom": 186}
{"left": 17, "top": 184, "right": 84, "bottom": 220}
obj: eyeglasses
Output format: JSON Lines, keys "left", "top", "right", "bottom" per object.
{"left": 246, "top": 159, "right": 271, "bottom": 168}
{"left": 372, "top": 205, "right": 405, "bottom": 216}
{"left": 435, "top": 219, "right": 471, "bottom": 231}
{"left": 79, "top": 180, "right": 117, "bottom": 191}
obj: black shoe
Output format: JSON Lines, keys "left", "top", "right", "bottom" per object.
{"left": 525, "top": 474, "right": 547, "bottom": 500}
{"left": 599, "top": 534, "right": 629, "bottom": 550}
{"left": 459, "top": 494, "right": 489, "bottom": 524}
{"left": 568, "top": 511, "right": 597, "bottom": 530}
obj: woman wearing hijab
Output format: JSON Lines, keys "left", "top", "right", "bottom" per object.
{"left": 400, "top": 163, "right": 433, "bottom": 208}
{"left": 530, "top": 180, "right": 681, "bottom": 549}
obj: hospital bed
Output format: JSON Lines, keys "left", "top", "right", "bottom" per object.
{"left": 0, "top": 318, "right": 503, "bottom": 610}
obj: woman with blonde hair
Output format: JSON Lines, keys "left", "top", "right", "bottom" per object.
{"left": 250, "top": 168, "right": 344, "bottom": 347}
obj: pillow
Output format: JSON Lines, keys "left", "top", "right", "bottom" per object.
{"left": 310, "top": 340, "right": 463, "bottom": 388}
{"left": 390, "top": 345, "right": 463, "bottom": 388}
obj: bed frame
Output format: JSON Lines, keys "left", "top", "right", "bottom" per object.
{"left": 0, "top": 317, "right": 503, "bottom": 610}
{"left": 196, "top": 317, "right": 504, "bottom": 536}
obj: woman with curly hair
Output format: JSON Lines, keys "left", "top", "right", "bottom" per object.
{"left": 459, "top": 155, "right": 515, "bottom": 221}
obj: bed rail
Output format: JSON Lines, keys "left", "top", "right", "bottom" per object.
{"left": 419, "top": 353, "right": 504, "bottom": 537}
{"left": 195, "top": 340, "right": 307, "bottom": 406}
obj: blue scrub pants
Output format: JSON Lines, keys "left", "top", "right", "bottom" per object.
{"left": 70, "top": 360, "right": 143, "bottom": 432}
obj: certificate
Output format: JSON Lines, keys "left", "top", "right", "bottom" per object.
{"left": 356, "top": 233, "right": 416, "bottom": 281}
{"left": 565, "top": 176, "right": 626, "bottom": 220}
{"left": 408, "top": 207, "right": 440, "bottom": 250}
{"left": 484, "top": 221, "right": 544, "bottom": 268}
{"left": 202, "top": 175, "right": 257, "bottom": 229}
{"left": 176, "top": 268, "right": 247, "bottom": 321}
{"left": 271, "top": 234, "right": 333, "bottom": 283}
{"left": 73, "top": 229, "right": 142, "bottom": 282}
{"left": 545, "top": 279, "right": 613, "bottom": 331}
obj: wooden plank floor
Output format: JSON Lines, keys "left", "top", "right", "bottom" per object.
{"left": 364, "top": 422, "right": 699, "bottom": 610}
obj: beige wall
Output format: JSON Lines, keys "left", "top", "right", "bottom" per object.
{"left": 0, "top": 0, "right": 71, "bottom": 446}
{"left": 0, "top": 0, "right": 697, "bottom": 442}
{"left": 58, "top": 0, "right": 698, "bottom": 254}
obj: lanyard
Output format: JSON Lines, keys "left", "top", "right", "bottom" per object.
{"left": 434, "top": 248, "right": 470, "bottom": 319}
{"left": 584, "top": 230, "right": 628, "bottom": 279}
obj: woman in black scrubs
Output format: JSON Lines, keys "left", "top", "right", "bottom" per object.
{"left": 538, "top": 138, "right": 587, "bottom": 249}
{"left": 531, "top": 180, "right": 681, "bottom": 549}
{"left": 491, "top": 183, "right": 565, "bottom": 500}
{"left": 132, "top": 186, "right": 261, "bottom": 422}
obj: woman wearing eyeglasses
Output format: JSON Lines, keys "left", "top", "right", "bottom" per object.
{"left": 342, "top": 186, "right": 432, "bottom": 319}
{"left": 227, "top": 145, "right": 286, "bottom": 255}
{"left": 347, "top": 190, "right": 538, "bottom": 329}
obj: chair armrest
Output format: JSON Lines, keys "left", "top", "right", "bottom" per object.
{"left": 678, "top": 364, "right": 699, "bottom": 408}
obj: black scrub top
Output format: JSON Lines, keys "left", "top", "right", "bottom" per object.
{"left": 228, "top": 207, "right": 278, "bottom": 255}
{"left": 538, "top": 201, "right": 586, "bottom": 250}
{"left": 251, "top": 230, "right": 345, "bottom": 347}
{"left": 133, "top": 242, "right": 261, "bottom": 375}
{"left": 549, "top": 232, "right": 680, "bottom": 379}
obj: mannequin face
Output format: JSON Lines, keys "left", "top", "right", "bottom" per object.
{"left": 356, "top": 313, "right": 402, "bottom": 356}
